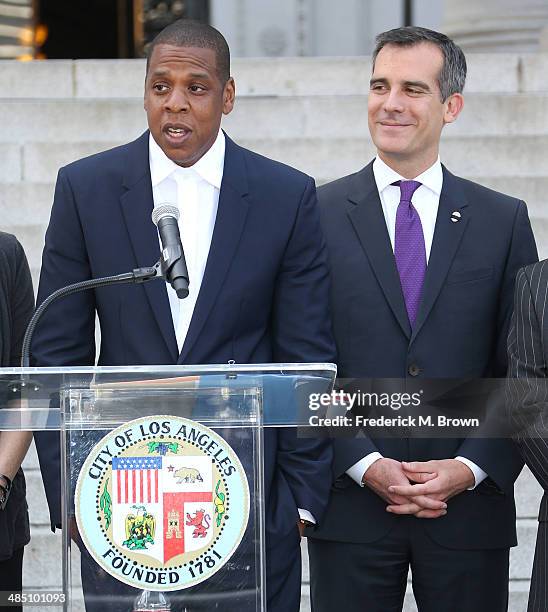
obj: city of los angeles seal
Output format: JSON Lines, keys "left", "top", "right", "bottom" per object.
{"left": 75, "top": 416, "right": 250, "bottom": 590}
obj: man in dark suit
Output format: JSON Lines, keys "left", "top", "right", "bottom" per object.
{"left": 32, "top": 20, "right": 335, "bottom": 612}
{"left": 507, "top": 261, "right": 548, "bottom": 611}
{"left": 308, "top": 26, "right": 538, "bottom": 612}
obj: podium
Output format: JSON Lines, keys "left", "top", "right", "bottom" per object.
{"left": 0, "top": 364, "right": 335, "bottom": 611}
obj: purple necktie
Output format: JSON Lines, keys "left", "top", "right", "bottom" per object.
{"left": 393, "top": 180, "right": 426, "bottom": 326}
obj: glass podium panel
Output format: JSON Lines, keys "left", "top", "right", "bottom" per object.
{"left": 0, "top": 364, "right": 336, "bottom": 612}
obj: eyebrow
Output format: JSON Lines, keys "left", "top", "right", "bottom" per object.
{"left": 370, "top": 77, "right": 432, "bottom": 91}
{"left": 187, "top": 71, "right": 212, "bottom": 80}
{"left": 149, "top": 68, "right": 212, "bottom": 80}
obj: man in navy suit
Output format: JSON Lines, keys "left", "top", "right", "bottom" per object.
{"left": 32, "top": 20, "right": 335, "bottom": 611}
{"left": 308, "top": 27, "right": 538, "bottom": 612}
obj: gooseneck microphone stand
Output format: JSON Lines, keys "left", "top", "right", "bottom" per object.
{"left": 8, "top": 260, "right": 161, "bottom": 393}
{"left": 10, "top": 264, "right": 161, "bottom": 394}
{"left": 20, "top": 265, "right": 160, "bottom": 368}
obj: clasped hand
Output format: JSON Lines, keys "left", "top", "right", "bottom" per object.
{"left": 362, "top": 458, "right": 475, "bottom": 519}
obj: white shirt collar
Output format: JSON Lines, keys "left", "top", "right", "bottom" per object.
{"left": 373, "top": 155, "right": 443, "bottom": 197}
{"left": 149, "top": 129, "right": 225, "bottom": 189}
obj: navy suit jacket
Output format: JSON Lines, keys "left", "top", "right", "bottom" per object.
{"left": 311, "top": 162, "right": 538, "bottom": 550}
{"left": 32, "top": 131, "right": 336, "bottom": 548}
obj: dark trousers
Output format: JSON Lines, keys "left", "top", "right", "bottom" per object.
{"left": 528, "top": 521, "right": 548, "bottom": 612}
{"left": 0, "top": 547, "right": 24, "bottom": 612}
{"left": 308, "top": 518, "right": 509, "bottom": 612}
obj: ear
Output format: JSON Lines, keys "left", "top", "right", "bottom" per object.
{"left": 222, "top": 77, "right": 236, "bottom": 115}
{"left": 443, "top": 92, "right": 464, "bottom": 125}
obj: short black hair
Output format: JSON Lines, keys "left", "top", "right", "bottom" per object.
{"left": 146, "top": 19, "right": 230, "bottom": 83}
{"left": 372, "top": 26, "right": 466, "bottom": 101}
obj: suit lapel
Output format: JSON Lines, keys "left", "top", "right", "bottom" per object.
{"left": 119, "top": 132, "right": 179, "bottom": 361}
{"left": 178, "top": 135, "right": 250, "bottom": 362}
{"left": 346, "top": 163, "right": 411, "bottom": 339}
{"left": 411, "top": 166, "right": 469, "bottom": 342}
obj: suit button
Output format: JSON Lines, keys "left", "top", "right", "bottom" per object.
{"left": 408, "top": 364, "right": 420, "bottom": 377}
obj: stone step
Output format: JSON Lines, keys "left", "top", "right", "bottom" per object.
{"left": 25, "top": 470, "right": 52, "bottom": 527}
{"left": 0, "top": 100, "right": 147, "bottom": 145}
{"left": 232, "top": 136, "right": 548, "bottom": 181}
{"left": 2, "top": 94, "right": 548, "bottom": 145}
{"left": 7, "top": 135, "right": 548, "bottom": 188}
{"left": 3, "top": 54, "right": 548, "bottom": 99}
{"left": 0, "top": 60, "right": 74, "bottom": 99}
{"left": 224, "top": 94, "right": 548, "bottom": 139}
{"left": 22, "top": 526, "right": 63, "bottom": 588}
{"left": 22, "top": 440, "right": 40, "bottom": 470}
{"left": 515, "top": 466, "right": 544, "bottom": 520}
{"left": 22, "top": 143, "right": 121, "bottom": 184}
{"left": 0, "top": 143, "right": 21, "bottom": 182}
{"left": 0, "top": 183, "right": 53, "bottom": 222}
{"left": 511, "top": 520, "right": 541, "bottom": 582}
{"left": 467, "top": 176, "right": 548, "bottom": 209}
{"left": 529, "top": 220, "right": 548, "bottom": 256}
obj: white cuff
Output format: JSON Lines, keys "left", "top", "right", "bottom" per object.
{"left": 346, "top": 452, "right": 384, "bottom": 487}
{"left": 298, "top": 508, "right": 316, "bottom": 525}
{"left": 454, "top": 456, "right": 488, "bottom": 490}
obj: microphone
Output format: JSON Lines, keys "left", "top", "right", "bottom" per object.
{"left": 151, "top": 204, "right": 189, "bottom": 299}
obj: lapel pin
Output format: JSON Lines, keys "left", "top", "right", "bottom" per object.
{"left": 450, "top": 211, "right": 461, "bottom": 223}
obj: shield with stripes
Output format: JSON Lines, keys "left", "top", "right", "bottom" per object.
{"left": 111, "top": 455, "right": 214, "bottom": 564}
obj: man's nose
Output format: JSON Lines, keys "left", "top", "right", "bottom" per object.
{"left": 383, "top": 89, "right": 405, "bottom": 113}
{"left": 165, "top": 88, "right": 190, "bottom": 112}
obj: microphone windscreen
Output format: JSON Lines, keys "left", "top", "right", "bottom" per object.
{"left": 152, "top": 203, "right": 180, "bottom": 226}
{"left": 152, "top": 177, "right": 179, "bottom": 225}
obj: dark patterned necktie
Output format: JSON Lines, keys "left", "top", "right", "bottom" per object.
{"left": 393, "top": 180, "right": 426, "bottom": 326}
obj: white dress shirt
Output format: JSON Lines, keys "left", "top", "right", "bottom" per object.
{"left": 346, "top": 156, "right": 487, "bottom": 490}
{"left": 149, "top": 130, "right": 224, "bottom": 353}
{"left": 149, "top": 131, "right": 316, "bottom": 524}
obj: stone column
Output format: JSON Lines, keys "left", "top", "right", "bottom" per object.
{"left": 442, "top": 0, "right": 548, "bottom": 52}
{"left": 0, "top": 0, "right": 33, "bottom": 59}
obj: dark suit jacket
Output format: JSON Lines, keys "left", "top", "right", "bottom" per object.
{"left": 310, "top": 161, "right": 538, "bottom": 550}
{"left": 32, "top": 131, "right": 335, "bottom": 552}
{"left": 507, "top": 261, "right": 548, "bottom": 604}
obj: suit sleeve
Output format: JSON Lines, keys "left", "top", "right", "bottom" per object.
{"left": 332, "top": 437, "right": 380, "bottom": 479}
{"left": 494, "top": 202, "right": 539, "bottom": 375}
{"left": 32, "top": 167, "right": 96, "bottom": 367}
{"left": 507, "top": 266, "right": 548, "bottom": 471}
{"left": 457, "top": 201, "right": 538, "bottom": 492}
{"left": 271, "top": 176, "right": 336, "bottom": 364}
{"left": 32, "top": 168, "right": 97, "bottom": 529}
{"left": 271, "top": 176, "right": 336, "bottom": 523}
